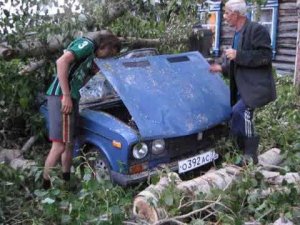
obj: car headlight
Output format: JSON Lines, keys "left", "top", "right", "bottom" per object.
{"left": 152, "top": 139, "right": 165, "bottom": 155}
{"left": 132, "top": 142, "right": 148, "bottom": 159}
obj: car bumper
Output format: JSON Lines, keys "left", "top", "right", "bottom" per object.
{"left": 111, "top": 161, "right": 179, "bottom": 186}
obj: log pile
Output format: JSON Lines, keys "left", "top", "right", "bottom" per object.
{"left": 132, "top": 148, "right": 299, "bottom": 224}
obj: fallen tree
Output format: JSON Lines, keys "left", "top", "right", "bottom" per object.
{"left": 0, "top": 34, "right": 164, "bottom": 61}
{"left": 132, "top": 148, "right": 300, "bottom": 224}
{"left": 0, "top": 136, "right": 37, "bottom": 170}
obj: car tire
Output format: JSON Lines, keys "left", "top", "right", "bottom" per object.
{"left": 85, "top": 147, "right": 112, "bottom": 182}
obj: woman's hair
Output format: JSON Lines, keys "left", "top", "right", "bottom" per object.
{"left": 225, "top": 0, "right": 247, "bottom": 16}
{"left": 84, "top": 31, "right": 121, "bottom": 53}
{"left": 99, "top": 34, "right": 121, "bottom": 53}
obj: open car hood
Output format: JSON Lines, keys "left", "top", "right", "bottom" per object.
{"left": 94, "top": 51, "right": 231, "bottom": 139}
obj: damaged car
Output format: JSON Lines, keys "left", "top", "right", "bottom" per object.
{"left": 41, "top": 49, "right": 231, "bottom": 186}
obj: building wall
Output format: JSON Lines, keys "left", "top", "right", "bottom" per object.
{"left": 273, "top": 0, "right": 298, "bottom": 75}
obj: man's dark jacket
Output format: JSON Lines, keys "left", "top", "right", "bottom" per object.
{"left": 222, "top": 19, "right": 277, "bottom": 108}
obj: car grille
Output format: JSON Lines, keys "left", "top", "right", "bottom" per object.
{"left": 128, "top": 124, "right": 228, "bottom": 166}
{"left": 166, "top": 124, "right": 228, "bottom": 161}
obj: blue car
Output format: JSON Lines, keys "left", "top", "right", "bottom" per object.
{"left": 41, "top": 49, "right": 231, "bottom": 186}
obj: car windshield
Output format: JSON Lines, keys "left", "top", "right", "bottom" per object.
{"left": 79, "top": 72, "right": 119, "bottom": 108}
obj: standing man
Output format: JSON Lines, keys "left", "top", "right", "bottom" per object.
{"left": 210, "top": 0, "right": 276, "bottom": 164}
{"left": 43, "top": 31, "right": 121, "bottom": 189}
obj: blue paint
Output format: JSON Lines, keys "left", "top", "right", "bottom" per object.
{"left": 95, "top": 51, "right": 231, "bottom": 139}
{"left": 41, "top": 50, "right": 231, "bottom": 185}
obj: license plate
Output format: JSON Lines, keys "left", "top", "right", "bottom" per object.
{"left": 178, "top": 150, "right": 219, "bottom": 174}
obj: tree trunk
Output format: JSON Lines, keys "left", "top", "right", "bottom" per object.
{"left": 0, "top": 34, "right": 162, "bottom": 61}
{"left": 133, "top": 148, "right": 283, "bottom": 223}
{"left": 0, "top": 35, "right": 64, "bottom": 60}
{"left": 19, "top": 59, "right": 46, "bottom": 75}
{"left": 119, "top": 37, "right": 161, "bottom": 48}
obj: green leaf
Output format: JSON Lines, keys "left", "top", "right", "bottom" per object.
{"left": 61, "top": 214, "right": 71, "bottom": 224}
{"left": 19, "top": 97, "right": 29, "bottom": 109}
{"left": 34, "top": 170, "right": 43, "bottom": 182}
{"left": 111, "top": 205, "right": 121, "bottom": 215}
{"left": 34, "top": 190, "right": 48, "bottom": 197}
{"left": 164, "top": 192, "right": 174, "bottom": 206}
{"left": 50, "top": 189, "right": 61, "bottom": 196}
{"left": 191, "top": 219, "right": 205, "bottom": 225}
{"left": 42, "top": 197, "right": 55, "bottom": 204}
{"left": 83, "top": 173, "right": 92, "bottom": 181}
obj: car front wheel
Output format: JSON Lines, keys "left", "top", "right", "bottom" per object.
{"left": 85, "top": 147, "right": 111, "bottom": 182}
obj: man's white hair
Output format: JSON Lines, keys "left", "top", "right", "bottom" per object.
{"left": 225, "top": 0, "right": 247, "bottom": 16}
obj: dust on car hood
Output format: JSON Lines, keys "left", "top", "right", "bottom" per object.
{"left": 94, "top": 51, "right": 231, "bottom": 139}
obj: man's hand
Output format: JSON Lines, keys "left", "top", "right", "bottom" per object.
{"left": 225, "top": 48, "right": 237, "bottom": 61}
{"left": 61, "top": 95, "right": 73, "bottom": 114}
{"left": 209, "top": 63, "right": 222, "bottom": 73}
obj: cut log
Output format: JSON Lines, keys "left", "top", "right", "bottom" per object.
{"left": 133, "top": 173, "right": 182, "bottom": 223}
{"left": 0, "top": 149, "right": 21, "bottom": 163}
{"left": 274, "top": 55, "right": 295, "bottom": 63}
{"left": 133, "top": 148, "right": 283, "bottom": 223}
{"left": 276, "top": 70, "right": 294, "bottom": 76}
{"left": 277, "top": 33, "right": 298, "bottom": 39}
{"left": 276, "top": 48, "right": 297, "bottom": 56}
{"left": 0, "top": 136, "right": 37, "bottom": 170}
{"left": 278, "top": 24, "right": 298, "bottom": 32}
{"left": 273, "top": 62, "right": 295, "bottom": 71}
{"left": 279, "top": 2, "right": 298, "bottom": 10}
{"left": 279, "top": 9, "right": 297, "bottom": 16}
{"left": 0, "top": 149, "right": 36, "bottom": 170}
{"left": 273, "top": 214, "right": 294, "bottom": 225}
{"left": 260, "top": 170, "right": 300, "bottom": 185}
{"left": 278, "top": 16, "right": 298, "bottom": 23}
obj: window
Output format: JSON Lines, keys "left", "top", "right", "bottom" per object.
{"left": 197, "top": 1, "right": 222, "bottom": 56}
{"left": 248, "top": 0, "right": 279, "bottom": 58}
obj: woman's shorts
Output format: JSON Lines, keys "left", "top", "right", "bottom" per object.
{"left": 47, "top": 96, "right": 78, "bottom": 143}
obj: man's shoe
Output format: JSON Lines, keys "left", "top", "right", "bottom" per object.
{"left": 42, "top": 179, "right": 51, "bottom": 190}
{"left": 234, "top": 136, "right": 259, "bottom": 167}
{"left": 244, "top": 136, "right": 259, "bottom": 164}
{"left": 235, "top": 155, "right": 257, "bottom": 167}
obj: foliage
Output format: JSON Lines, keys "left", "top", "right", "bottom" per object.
{"left": 1, "top": 76, "right": 299, "bottom": 224}
{"left": 136, "top": 76, "right": 299, "bottom": 224}
{"left": 0, "top": 161, "right": 136, "bottom": 225}
{"left": 0, "top": 1, "right": 299, "bottom": 224}
{"left": 256, "top": 76, "right": 300, "bottom": 171}
{"left": 0, "top": 59, "right": 48, "bottom": 148}
{"left": 218, "top": 76, "right": 300, "bottom": 168}
{"left": 0, "top": 0, "right": 199, "bottom": 146}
